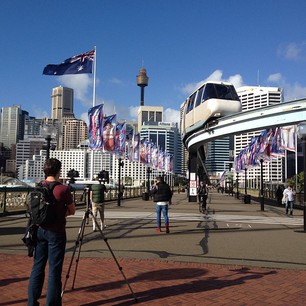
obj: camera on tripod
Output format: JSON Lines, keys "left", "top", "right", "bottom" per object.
{"left": 97, "top": 170, "right": 109, "bottom": 184}
{"left": 67, "top": 169, "right": 80, "bottom": 184}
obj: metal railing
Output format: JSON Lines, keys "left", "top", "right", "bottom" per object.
{"left": 0, "top": 186, "right": 148, "bottom": 215}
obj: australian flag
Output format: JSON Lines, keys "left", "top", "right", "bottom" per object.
{"left": 43, "top": 49, "right": 95, "bottom": 75}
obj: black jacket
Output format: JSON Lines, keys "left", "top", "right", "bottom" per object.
{"left": 151, "top": 182, "right": 172, "bottom": 202}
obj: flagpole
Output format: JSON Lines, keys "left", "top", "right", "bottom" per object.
{"left": 295, "top": 125, "right": 298, "bottom": 191}
{"left": 90, "top": 46, "right": 97, "bottom": 180}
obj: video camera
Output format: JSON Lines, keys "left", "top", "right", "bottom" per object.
{"left": 67, "top": 169, "right": 80, "bottom": 184}
{"left": 97, "top": 170, "right": 109, "bottom": 184}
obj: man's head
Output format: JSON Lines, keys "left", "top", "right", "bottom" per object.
{"left": 200, "top": 181, "right": 204, "bottom": 186}
{"left": 156, "top": 176, "right": 164, "bottom": 183}
{"left": 44, "top": 158, "right": 61, "bottom": 178}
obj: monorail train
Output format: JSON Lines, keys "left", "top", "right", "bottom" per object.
{"left": 181, "top": 81, "right": 242, "bottom": 141}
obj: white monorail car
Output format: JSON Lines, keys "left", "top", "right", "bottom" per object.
{"left": 181, "top": 81, "right": 241, "bottom": 140}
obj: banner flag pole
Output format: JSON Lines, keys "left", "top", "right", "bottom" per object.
{"left": 90, "top": 46, "right": 97, "bottom": 180}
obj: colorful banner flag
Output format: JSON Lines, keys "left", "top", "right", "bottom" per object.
{"left": 132, "top": 133, "right": 140, "bottom": 162}
{"left": 103, "top": 114, "right": 117, "bottom": 152}
{"left": 115, "top": 122, "right": 126, "bottom": 156}
{"left": 140, "top": 139, "right": 147, "bottom": 164}
{"left": 43, "top": 49, "right": 95, "bottom": 75}
{"left": 151, "top": 144, "right": 158, "bottom": 169}
{"left": 280, "top": 125, "right": 296, "bottom": 152}
{"left": 88, "top": 104, "right": 104, "bottom": 149}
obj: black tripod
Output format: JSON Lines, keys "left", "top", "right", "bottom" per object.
{"left": 61, "top": 187, "right": 137, "bottom": 303}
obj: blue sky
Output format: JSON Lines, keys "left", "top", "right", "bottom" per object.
{"left": 1, "top": 0, "right": 306, "bottom": 126}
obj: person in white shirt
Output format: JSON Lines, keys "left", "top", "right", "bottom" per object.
{"left": 283, "top": 185, "right": 296, "bottom": 215}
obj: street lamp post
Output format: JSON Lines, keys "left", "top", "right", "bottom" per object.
{"left": 236, "top": 172, "right": 239, "bottom": 199}
{"left": 117, "top": 158, "right": 124, "bottom": 206}
{"left": 297, "top": 122, "right": 306, "bottom": 232}
{"left": 45, "top": 135, "right": 52, "bottom": 159}
{"left": 260, "top": 158, "right": 264, "bottom": 211}
{"left": 0, "top": 167, "right": 3, "bottom": 185}
{"left": 244, "top": 168, "right": 247, "bottom": 194}
{"left": 42, "top": 124, "right": 57, "bottom": 160}
{"left": 147, "top": 167, "right": 152, "bottom": 193}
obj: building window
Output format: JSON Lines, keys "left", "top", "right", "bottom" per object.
{"left": 156, "top": 112, "right": 162, "bottom": 123}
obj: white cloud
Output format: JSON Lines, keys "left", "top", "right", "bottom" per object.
{"left": 266, "top": 73, "right": 306, "bottom": 101}
{"left": 32, "top": 108, "right": 49, "bottom": 119}
{"left": 128, "top": 106, "right": 139, "bottom": 120}
{"left": 181, "top": 70, "right": 244, "bottom": 96}
{"left": 80, "top": 112, "right": 89, "bottom": 125}
{"left": 164, "top": 108, "right": 180, "bottom": 125}
{"left": 109, "top": 78, "right": 123, "bottom": 85}
{"left": 57, "top": 74, "right": 93, "bottom": 107}
{"left": 278, "top": 41, "right": 306, "bottom": 61}
{"left": 267, "top": 73, "right": 282, "bottom": 82}
{"left": 283, "top": 83, "right": 306, "bottom": 101}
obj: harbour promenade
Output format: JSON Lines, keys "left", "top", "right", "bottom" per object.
{"left": 1, "top": 190, "right": 306, "bottom": 305}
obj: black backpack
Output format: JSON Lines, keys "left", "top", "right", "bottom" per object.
{"left": 27, "top": 181, "right": 61, "bottom": 226}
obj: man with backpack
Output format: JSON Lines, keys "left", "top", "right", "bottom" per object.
{"left": 27, "top": 158, "right": 75, "bottom": 306}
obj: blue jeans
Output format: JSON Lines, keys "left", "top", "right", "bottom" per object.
{"left": 286, "top": 201, "right": 294, "bottom": 214}
{"left": 156, "top": 204, "right": 169, "bottom": 228}
{"left": 28, "top": 227, "right": 66, "bottom": 306}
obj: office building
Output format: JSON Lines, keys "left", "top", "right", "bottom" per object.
{"left": 138, "top": 105, "right": 163, "bottom": 128}
{"left": 51, "top": 86, "right": 74, "bottom": 121}
{"left": 62, "top": 118, "right": 88, "bottom": 150}
{"left": 16, "top": 137, "right": 45, "bottom": 176}
{"left": 235, "top": 86, "right": 284, "bottom": 187}
{"left": 205, "top": 136, "right": 234, "bottom": 178}
{"left": 0, "top": 105, "right": 28, "bottom": 149}
{"left": 138, "top": 105, "right": 182, "bottom": 176}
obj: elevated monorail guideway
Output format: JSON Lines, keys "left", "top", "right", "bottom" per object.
{"left": 186, "top": 98, "right": 306, "bottom": 150}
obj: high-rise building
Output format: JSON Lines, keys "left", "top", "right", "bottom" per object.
{"left": 62, "top": 118, "right": 88, "bottom": 150}
{"left": 16, "top": 137, "right": 45, "bottom": 175}
{"left": 0, "top": 105, "right": 28, "bottom": 149}
{"left": 51, "top": 86, "right": 74, "bottom": 121}
{"left": 138, "top": 105, "right": 163, "bottom": 128}
{"left": 235, "top": 86, "right": 284, "bottom": 187}
{"left": 138, "top": 105, "right": 183, "bottom": 175}
{"left": 205, "top": 136, "right": 234, "bottom": 178}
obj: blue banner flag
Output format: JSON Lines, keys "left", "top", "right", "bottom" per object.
{"left": 43, "top": 50, "right": 95, "bottom": 75}
{"left": 115, "top": 122, "right": 126, "bottom": 156}
{"left": 88, "top": 104, "right": 104, "bottom": 149}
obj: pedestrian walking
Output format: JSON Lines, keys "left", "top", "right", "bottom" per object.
{"left": 283, "top": 185, "right": 296, "bottom": 215}
{"left": 276, "top": 185, "right": 283, "bottom": 206}
{"left": 28, "top": 158, "right": 75, "bottom": 306}
{"left": 197, "top": 181, "right": 208, "bottom": 213}
{"left": 150, "top": 176, "right": 172, "bottom": 233}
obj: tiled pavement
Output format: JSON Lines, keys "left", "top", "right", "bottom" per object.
{"left": 1, "top": 191, "right": 306, "bottom": 305}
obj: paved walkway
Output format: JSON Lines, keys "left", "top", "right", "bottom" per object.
{"left": 1, "top": 191, "right": 306, "bottom": 305}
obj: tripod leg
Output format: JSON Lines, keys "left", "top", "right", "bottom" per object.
{"left": 90, "top": 211, "right": 138, "bottom": 303}
{"left": 71, "top": 212, "right": 87, "bottom": 290}
{"left": 61, "top": 210, "right": 88, "bottom": 297}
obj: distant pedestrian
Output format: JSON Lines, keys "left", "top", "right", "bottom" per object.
{"left": 283, "top": 185, "right": 296, "bottom": 215}
{"left": 197, "top": 181, "right": 208, "bottom": 213}
{"left": 151, "top": 176, "right": 172, "bottom": 233}
{"left": 276, "top": 186, "right": 283, "bottom": 206}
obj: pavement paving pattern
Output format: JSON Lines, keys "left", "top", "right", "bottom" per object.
{"left": 1, "top": 191, "right": 306, "bottom": 305}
